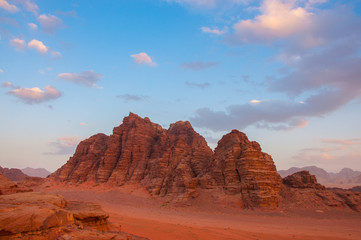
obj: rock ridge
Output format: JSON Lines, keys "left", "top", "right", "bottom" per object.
{"left": 50, "top": 113, "right": 281, "bottom": 208}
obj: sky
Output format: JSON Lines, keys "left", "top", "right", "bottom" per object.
{"left": 1, "top": 0, "right": 361, "bottom": 173}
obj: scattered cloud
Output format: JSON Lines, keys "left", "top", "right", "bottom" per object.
{"left": 58, "top": 70, "right": 103, "bottom": 88}
{"left": 185, "top": 81, "right": 210, "bottom": 89}
{"left": 249, "top": 99, "right": 261, "bottom": 104}
{"left": 181, "top": 61, "right": 219, "bottom": 71}
{"left": 4, "top": 83, "right": 61, "bottom": 104}
{"left": 1, "top": 81, "right": 14, "bottom": 87}
{"left": 50, "top": 50, "right": 62, "bottom": 58}
{"left": 28, "top": 22, "right": 37, "bottom": 30}
{"left": 13, "top": 0, "right": 39, "bottom": 15}
{"left": 0, "top": 0, "right": 19, "bottom": 13}
{"left": 44, "top": 136, "right": 81, "bottom": 155}
{"left": 130, "top": 52, "right": 156, "bottom": 66}
{"left": 117, "top": 94, "right": 149, "bottom": 103}
{"left": 201, "top": 26, "right": 228, "bottom": 35}
{"left": 54, "top": 10, "right": 77, "bottom": 18}
{"left": 37, "top": 14, "right": 62, "bottom": 34}
{"left": 79, "top": 122, "right": 88, "bottom": 126}
{"left": 0, "top": 69, "right": 3, "bottom": 73}
{"left": 166, "top": 0, "right": 248, "bottom": 8}
{"left": 28, "top": 39, "right": 48, "bottom": 54}
{"left": 10, "top": 38, "right": 26, "bottom": 51}
{"left": 0, "top": 16, "right": 18, "bottom": 26}
{"left": 322, "top": 138, "right": 361, "bottom": 146}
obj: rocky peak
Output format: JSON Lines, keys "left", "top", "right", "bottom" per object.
{"left": 51, "top": 114, "right": 281, "bottom": 208}
{"left": 283, "top": 171, "right": 325, "bottom": 190}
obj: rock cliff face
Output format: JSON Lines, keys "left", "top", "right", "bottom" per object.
{"left": 200, "top": 130, "right": 281, "bottom": 208}
{"left": 51, "top": 113, "right": 282, "bottom": 208}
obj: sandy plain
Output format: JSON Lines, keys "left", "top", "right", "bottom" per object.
{"left": 40, "top": 185, "right": 361, "bottom": 240}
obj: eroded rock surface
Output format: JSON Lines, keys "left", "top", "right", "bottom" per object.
{"left": 50, "top": 113, "right": 282, "bottom": 208}
{"left": 0, "top": 173, "right": 31, "bottom": 195}
{"left": 280, "top": 171, "right": 361, "bottom": 212}
{"left": 0, "top": 192, "right": 147, "bottom": 240}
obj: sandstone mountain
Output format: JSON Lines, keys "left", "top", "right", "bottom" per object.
{"left": 50, "top": 113, "right": 281, "bottom": 208}
{"left": 0, "top": 166, "right": 28, "bottom": 182}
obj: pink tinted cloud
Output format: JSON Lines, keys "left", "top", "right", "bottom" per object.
{"left": 0, "top": 0, "right": 19, "bottom": 13}
{"left": 58, "top": 70, "right": 102, "bottom": 88}
{"left": 201, "top": 26, "right": 227, "bottom": 35}
{"left": 45, "top": 136, "right": 81, "bottom": 155}
{"left": 10, "top": 38, "right": 26, "bottom": 51}
{"left": 13, "top": 0, "right": 39, "bottom": 15}
{"left": 37, "top": 14, "right": 62, "bottom": 34}
{"left": 130, "top": 52, "right": 156, "bottom": 66}
{"left": 28, "top": 39, "right": 48, "bottom": 54}
{"left": 7, "top": 85, "right": 61, "bottom": 104}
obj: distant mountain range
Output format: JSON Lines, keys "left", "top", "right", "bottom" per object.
{"left": 21, "top": 167, "right": 51, "bottom": 178}
{"left": 0, "top": 166, "right": 51, "bottom": 181}
{"left": 278, "top": 166, "right": 361, "bottom": 186}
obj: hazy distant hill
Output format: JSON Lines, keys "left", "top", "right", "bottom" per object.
{"left": 21, "top": 167, "right": 51, "bottom": 178}
{"left": 0, "top": 166, "right": 28, "bottom": 181}
{"left": 278, "top": 166, "right": 361, "bottom": 185}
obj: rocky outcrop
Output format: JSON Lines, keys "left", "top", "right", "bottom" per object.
{"left": 200, "top": 130, "right": 282, "bottom": 208}
{"left": 280, "top": 171, "right": 361, "bottom": 212}
{"left": 51, "top": 113, "right": 214, "bottom": 201}
{"left": 283, "top": 171, "right": 325, "bottom": 190}
{"left": 0, "top": 173, "right": 31, "bottom": 195}
{"left": 51, "top": 113, "right": 282, "bottom": 208}
{"left": 0, "top": 166, "right": 28, "bottom": 182}
{"left": 0, "top": 192, "right": 147, "bottom": 240}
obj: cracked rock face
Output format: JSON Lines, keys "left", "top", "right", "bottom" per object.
{"left": 50, "top": 113, "right": 282, "bottom": 208}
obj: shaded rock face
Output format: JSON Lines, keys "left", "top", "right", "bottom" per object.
{"left": 283, "top": 171, "right": 325, "bottom": 190}
{"left": 201, "top": 130, "right": 282, "bottom": 208}
{"left": 0, "top": 192, "right": 147, "bottom": 240}
{"left": 280, "top": 171, "right": 361, "bottom": 212}
{"left": 51, "top": 113, "right": 282, "bottom": 207}
{"left": 0, "top": 166, "right": 28, "bottom": 182}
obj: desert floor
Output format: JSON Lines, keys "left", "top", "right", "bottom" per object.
{"left": 41, "top": 185, "right": 361, "bottom": 240}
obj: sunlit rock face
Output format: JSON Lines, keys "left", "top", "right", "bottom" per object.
{"left": 51, "top": 113, "right": 282, "bottom": 208}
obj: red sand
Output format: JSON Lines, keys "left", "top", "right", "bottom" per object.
{"left": 42, "top": 185, "right": 361, "bottom": 240}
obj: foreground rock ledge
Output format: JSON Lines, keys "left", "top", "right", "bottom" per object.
{"left": 0, "top": 192, "right": 148, "bottom": 240}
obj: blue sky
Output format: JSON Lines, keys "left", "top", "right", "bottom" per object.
{"left": 1, "top": 0, "right": 361, "bottom": 172}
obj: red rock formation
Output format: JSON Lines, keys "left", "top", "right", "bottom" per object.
{"left": 280, "top": 171, "right": 361, "bottom": 212}
{"left": 51, "top": 113, "right": 213, "bottom": 201}
{"left": 0, "top": 192, "right": 147, "bottom": 239}
{"left": 50, "top": 113, "right": 282, "bottom": 208}
{"left": 200, "top": 130, "right": 282, "bottom": 208}
{"left": 0, "top": 166, "right": 28, "bottom": 182}
{"left": 283, "top": 170, "right": 325, "bottom": 190}
{"left": 0, "top": 173, "right": 31, "bottom": 195}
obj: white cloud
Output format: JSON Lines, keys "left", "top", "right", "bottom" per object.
{"left": 37, "top": 14, "right": 62, "bottom": 34}
{"left": 28, "top": 39, "right": 48, "bottom": 54}
{"left": 7, "top": 85, "right": 61, "bottom": 104}
{"left": 0, "top": 0, "right": 19, "bottom": 13}
{"left": 230, "top": 0, "right": 313, "bottom": 44}
{"left": 10, "top": 38, "right": 26, "bottom": 51}
{"left": 130, "top": 52, "right": 156, "bottom": 66}
{"left": 28, "top": 22, "right": 37, "bottom": 30}
{"left": 249, "top": 99, "right": 261, "bottom": 104}
{"left": 58, "top": 70, "right": 103, "bottom": 88}
{"left": 13, "top": 0, "right": 39, "bottom": 15}
{"left": 201, "top": 26, "right": 228, "bottom": 35}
